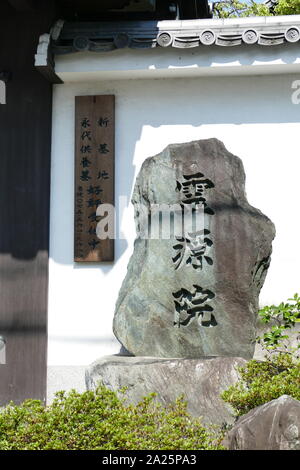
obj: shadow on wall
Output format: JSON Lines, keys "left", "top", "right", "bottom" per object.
{"left": 150, "top": 42, "right": 300, "bottom": 68}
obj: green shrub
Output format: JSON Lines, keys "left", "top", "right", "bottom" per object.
{"left": 221, "top": 295, "right": 300, "bottom": 417}
{"left": 221, "top": 354, "right": 300, "bottom": 417}
{"left": 0, "top": 386, "right": 223, "bottom": 450}
{"left": 213, "top": 0, "right": 300, "bottom": 18}
{"left": 257, "top": 293, "right": 300, "bottom": 357}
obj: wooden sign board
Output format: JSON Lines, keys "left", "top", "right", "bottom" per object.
{"left": 74, "top": 95, "right": 115, "bottom": 262}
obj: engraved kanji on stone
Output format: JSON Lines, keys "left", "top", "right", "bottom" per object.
{"left": 176, "top": 173, "right": 215, "bottom": 214}
{"left": 172, "top": 285, "right": 216, "bottom": 328}
{"left": 173, "top": 229, "right": 213, "bottom": 270}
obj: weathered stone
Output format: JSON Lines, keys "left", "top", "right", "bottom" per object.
{"left": 114, "top": 139, "right": 275, "bottom": 358}
{"left": 223, "top": 395, "right": 300, "bottom": 450}
{"left": 86, "top": 355, "right": 247, "bottom": 426}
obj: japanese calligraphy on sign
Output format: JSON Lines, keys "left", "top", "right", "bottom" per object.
{"left": 74, "top": 95, "right": 115, "bottom": 262}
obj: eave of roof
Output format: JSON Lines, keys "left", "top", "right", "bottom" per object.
{"left": 52, "top": 15, "right": 300, "bottom": 54}
{"left": 35, "top": 15, "right": 300, "bottom": 83}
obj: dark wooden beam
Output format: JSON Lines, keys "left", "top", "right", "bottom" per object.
{"left": 0, "top": 1, "right": 56, "bottom": 406}
{"left": 0, "top": 71, "right": 11, "bottom": 82}
{"left": 35, "top": 63, "right": 62, "bottom": 84}
{"left": 35, "top": 30, "right": 63, "bottom": 84}
{"left": 7, "top": 0, "right": 35, "bottom": 11}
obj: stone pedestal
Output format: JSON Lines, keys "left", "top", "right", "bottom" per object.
{"left": 86, "top": 355, "right": 247, "bottom": 425}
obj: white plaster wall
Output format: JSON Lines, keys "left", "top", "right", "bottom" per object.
{"left": 49, "top": 73, "right": 300, "bottom": 366}
{"left": 55, "top": 42, "right": 300, "bottom": 82}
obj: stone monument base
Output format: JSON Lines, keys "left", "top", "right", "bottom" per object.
{"left": 85, "top": 356, "right": 247, "bottom": 426}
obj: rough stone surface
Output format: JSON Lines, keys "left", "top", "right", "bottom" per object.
{"left": 86, "top": 355, "right": 247, "bottom": 426}
{"left": 223, "top": 395, "right": 300, "bottom": 450}
{"left": 113, "top": 139, "right": 275, "bottom": 358}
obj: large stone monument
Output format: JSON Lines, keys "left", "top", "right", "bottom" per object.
{"left": 113, "top": 139, "right": 275, "bottom": 359}
{"left": 86, "top": 139, "right": 275, "bottom": 423}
